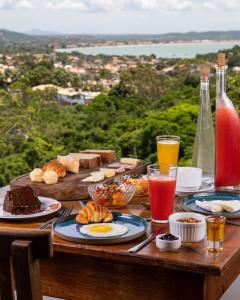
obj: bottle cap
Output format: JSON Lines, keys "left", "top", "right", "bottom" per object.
{"left": 200, "top": 64, "right": 210, "bottom": 80}
{"left": 217, "top": 52, "right": 226, "bottom": 68}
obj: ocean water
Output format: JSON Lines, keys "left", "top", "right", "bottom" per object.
{"left": 57, "top": 41, "right": 240, "bottom": 58}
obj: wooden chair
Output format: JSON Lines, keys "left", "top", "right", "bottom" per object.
{"left": 0, "top": 228, "right": 53, "bottom": 300}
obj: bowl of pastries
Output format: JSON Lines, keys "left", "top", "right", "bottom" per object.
{"left": 88, "top": 182, "right": 136, "bottom": 208}
{"left": 114, "top": 175, "right": 149, "bottom": 197}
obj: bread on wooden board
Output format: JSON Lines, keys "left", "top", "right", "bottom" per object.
{"left": 79, "top": 150, "right": 116, "bottom": 164}
{"left": 69, "top": 153, "right": 101, "bottom": 169}
{"left": 42, "top": 160, "right": 66, "bottom": 177}
{"left": 57, "top": 155, "right": 79, "bottom": 174}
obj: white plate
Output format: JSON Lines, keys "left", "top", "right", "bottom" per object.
{"left": 0, "top": 197, "right": 61, "bottom": 220}
{"left": 176, "top": 183, "right": 214, "bottom": 195}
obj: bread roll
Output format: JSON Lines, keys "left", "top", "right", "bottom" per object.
{"left": 42, "top": 170, "right": 58, "bottom": 185}
{"left": 42, "top": 160, "right": 66, "bottom": 177}
{"left": 57, "top": 155, "right": 79, "bottom": 174}
{"left": 30, "top": 168, "right": 44, "bottom": 182}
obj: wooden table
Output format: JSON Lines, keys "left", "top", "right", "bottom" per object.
{"left": 0, "top": 196, "right": 240, "bottom": 300}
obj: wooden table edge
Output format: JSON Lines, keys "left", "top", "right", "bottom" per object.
{"left": 53, "top": 240, "right": 222, "bottom": 276}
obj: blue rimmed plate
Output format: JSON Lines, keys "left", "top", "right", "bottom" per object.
{"left": 53, "top": 212, "right": 148, "bottom": 244}
{"left": 181, "top": 192, "right": 240, "bottom": 218}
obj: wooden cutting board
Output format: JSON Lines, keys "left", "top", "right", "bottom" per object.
{"left": 10, "top": 162, "right": 148, "bottom": 201}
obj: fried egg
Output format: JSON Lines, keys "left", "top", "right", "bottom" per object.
{"left": 80, "top": 223, "right": 128, "bottom": 238}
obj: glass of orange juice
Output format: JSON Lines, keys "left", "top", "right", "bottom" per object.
{"left": 156, "top": 136, "right": 180, "bottom": 168}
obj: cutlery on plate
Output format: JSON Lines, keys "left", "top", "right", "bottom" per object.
{"left": 39, "top": 206, "right": 73, "bottom": 229}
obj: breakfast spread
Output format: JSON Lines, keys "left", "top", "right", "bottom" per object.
{"left": 79, "top": 223, "right": 128, "bottom": 238}
{"left": 195, "top": 200, "right": 240, "bottom": 213}
{"left": 76, "top": 201, "right": 113, "bottom": 224}
{"left": 27, "top": 149, "right": 144, "bottom": 188}
{"left": 4, "top": 186, "right": 41, "bottom": 215}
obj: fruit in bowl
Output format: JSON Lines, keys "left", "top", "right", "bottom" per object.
{"left": 114, "top": 175, "right": 149, "bottom": 196}
{"left": 88, "top": 183, "right": 136, "bottom": 208}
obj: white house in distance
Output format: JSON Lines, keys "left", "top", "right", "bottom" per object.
{"left": 32, "top": 84, "right": 100, "bottom": 105}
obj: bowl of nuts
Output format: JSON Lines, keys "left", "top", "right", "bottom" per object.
{"left": 169, "top": 212, "right": 206, "bottom": 242}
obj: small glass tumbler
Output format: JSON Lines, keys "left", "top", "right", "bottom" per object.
{"left": 206, "top": 215, "right": 226, "bottom": 252}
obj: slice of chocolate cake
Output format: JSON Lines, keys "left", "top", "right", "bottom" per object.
{"left": 3, "top": 186, "right": 41, "bottom": 215}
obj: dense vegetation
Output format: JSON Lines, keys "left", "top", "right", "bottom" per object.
{"left": 1, "top": 45, "right": 240, "bottom": 186}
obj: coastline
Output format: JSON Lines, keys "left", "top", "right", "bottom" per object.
{"left": 57, "top": 39, "right": 240, "bottom": 51}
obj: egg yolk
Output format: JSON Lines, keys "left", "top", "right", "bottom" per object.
{"left": 89, "top": 224, "right": 113, "bottom": 233}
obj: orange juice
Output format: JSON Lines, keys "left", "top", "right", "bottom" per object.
{"left": 157, "top": 140, "right": 180, "bottom": 166}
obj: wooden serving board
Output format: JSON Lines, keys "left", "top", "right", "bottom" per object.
{"left": 10, "top": 162, "right": 148, "bottom": 201}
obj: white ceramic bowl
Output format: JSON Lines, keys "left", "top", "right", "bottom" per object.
{"left": 156, "top": 234, "right": 181, "bottom": 252}
{"left": 169, "top": 212, "right": 206, "bottom": 242}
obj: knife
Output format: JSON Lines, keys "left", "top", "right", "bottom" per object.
{"left": 128, "top": 226, "right": 168, "bottom": 253}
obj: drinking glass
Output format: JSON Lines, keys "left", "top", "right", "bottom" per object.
{"left": 206, "top": 215, "right": 226, "bottom": 252}
{"left": 147, "top": 164, "right": 177, "bottom": 223}
{"left": 156, "top": 135, "right": 180, "bottom": 168}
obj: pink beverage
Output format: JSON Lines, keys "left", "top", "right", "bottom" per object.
{"left": 148, "top": 164, "right": 177, "bottom": 223}
{"left": 215, "top": 53, "right": 240, "bottom": 188}
{"left": 215, "top": 106, "right": 240, "bottom": 187}
{"left": 148, "top": 177, "right": 176, "bottom": 222}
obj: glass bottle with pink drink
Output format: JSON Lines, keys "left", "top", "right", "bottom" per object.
{"left": 215, "top": 52, "right": 240, "bottom": 189}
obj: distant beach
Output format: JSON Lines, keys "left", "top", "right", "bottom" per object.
{"left": 57, "top": 40, "right": 240, "bottom": 58}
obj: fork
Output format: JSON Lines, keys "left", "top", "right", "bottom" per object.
{"left": 39, "top": 206, "right": 73, "bottom": 229}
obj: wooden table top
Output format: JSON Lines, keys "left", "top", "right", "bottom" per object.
{"left": 0, "top": 195, "right": 240, "bottom": 277}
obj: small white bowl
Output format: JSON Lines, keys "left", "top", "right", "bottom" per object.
{"left": 156, "top": 234, "right": 181, "bottom": 252}
{"left": 169, "top": 212, "right": 206, "bottom": 242}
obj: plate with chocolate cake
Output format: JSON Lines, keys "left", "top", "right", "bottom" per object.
{"left": 0, "top": 186, "right": 61, "bottom": 220}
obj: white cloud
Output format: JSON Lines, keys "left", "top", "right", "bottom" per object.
{"left": 18, "top": 0, "right": 34, "bottom": 8}
{"left": 221, "top": 0, "right": 240, "bottom": 9}
{"left": 124, "top": 0, "right": 194, "bottom": 11}
{"left": 0, "top": 0, "right": 33, "bottom": 9}
{"left": 202, "top": 2, "right": 216, "bottom": 9}
{"left": 46, "top": 0, "right": 193, "bottom": 12}
{"left": 46, "top": 0, "right": 114, "bottom": 12}
{"left": 46, "top": 0, "right": 88, "bottom": 11}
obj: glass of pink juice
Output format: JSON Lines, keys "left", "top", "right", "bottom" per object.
{"left": 148, "top": 164, "right": 177, "bottom": 223}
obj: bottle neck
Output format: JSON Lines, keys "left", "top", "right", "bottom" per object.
{"left": 200, "top": 79, "right": 210, "bottom": 103}
{"left": 216, "top": 66, "right": 227, "bottom": 99}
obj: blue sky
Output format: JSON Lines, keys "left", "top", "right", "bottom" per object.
{"left": 1, "top": 0, "right": 240, "bottom": 34}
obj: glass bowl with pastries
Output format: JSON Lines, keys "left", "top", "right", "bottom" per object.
{"left": 88, "top": 181, "right": 136, "bottom": 208}
{"left": 114, "top": 174, "right": 149, "bottom": 197}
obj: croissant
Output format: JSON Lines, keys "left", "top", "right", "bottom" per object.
{"left": 42, "top": 160, "right": 66, "bottom": 178}
{"left": 76, "top": 201, "right": 113, "bottom": 224}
